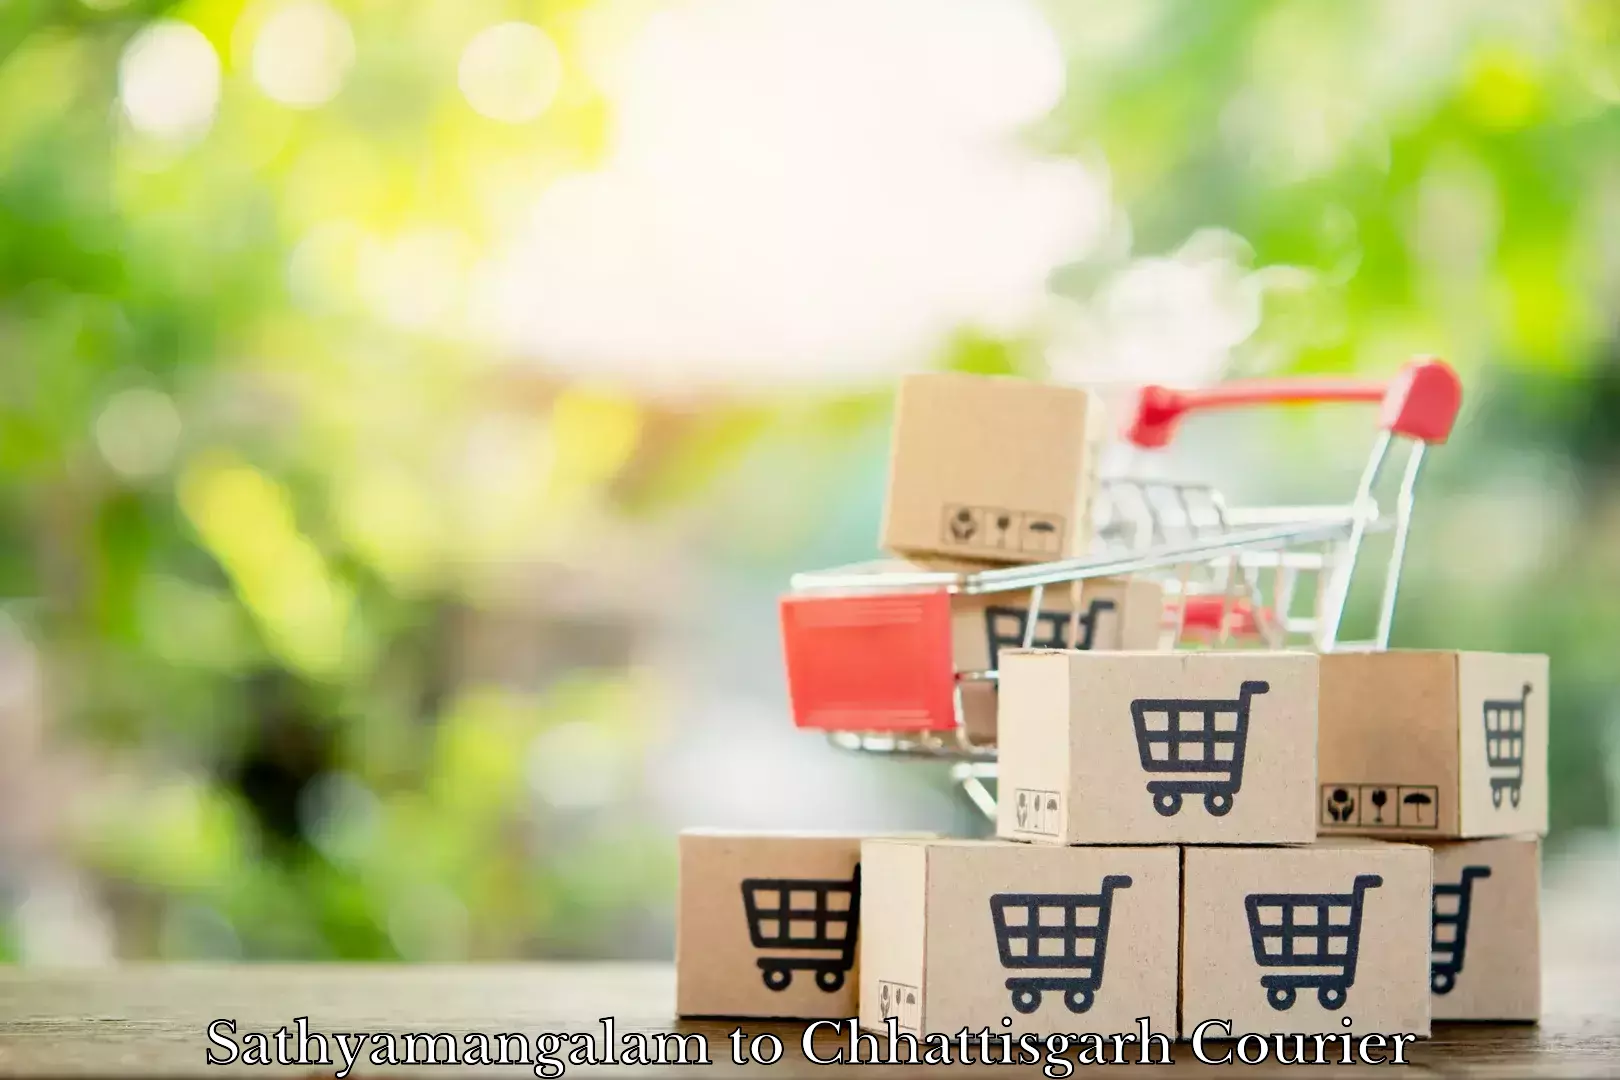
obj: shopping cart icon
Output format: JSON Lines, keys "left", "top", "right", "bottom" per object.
{"left": 1132, "top": 680, "right": 1269, "bottom": 817}
{"left": 984, "top": 597, "right": 1117, "bottom": 668}
{"left": 1484, "top": 684, "right": 1532, "bottom": 808}
{"left": 989, "top": 875, "right": 1132, "bottom": 1015}
{"left": 1245, "top": 874, "right": 1382, "bottom": 1011}
{"left": 1431, "top": 865, "right": 1492, "bottom": 995}
{"left": 740, "top": 867, "right": 860, "bottom": 992}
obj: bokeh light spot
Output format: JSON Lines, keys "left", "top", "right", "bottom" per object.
{"left": 178, "top": 454, "right": 354, "bottom": 679}
{"left": 118, "top": 20, "right": 220, "bottom": 142}
{"left": 1463, "top": 45, "right": 1541, "bottom": 130}
{"left": 94, "top": 387, "right": 182, "bottom": 480}
{"left": 251, "top": 0, "right": 355, "bottom": 108}
{"left": 358, "top": 227, "right": 471, "bottom": 331}
{"left": 548, "top": 387, "right": 642, "bottom": 495}
{"left": 528, "top": 720, "right": 624, "bottom": 811}
{"left": 458, "top": 21, "right": 563, "bottom": 123}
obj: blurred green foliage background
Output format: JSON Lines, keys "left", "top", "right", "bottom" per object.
{"left": 0, "top": 0, "right": 1617, "bottom": 962}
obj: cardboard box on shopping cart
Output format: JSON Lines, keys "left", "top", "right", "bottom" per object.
{"left": 995, "top": 649, "right": 1319, "bottom": 845}
{"left": 1427, "top": 835, "right": 1540, "bottom": 1022}
{"left": 880, "top": 373, "right": 1107, "bottom": 564}
{"left": 780, "top": 558, "right": 1164, "bottom": 743}
{"left": 952, "top": 572, "right": 1163, "bottom": 743}
{"left": 858, "top": 838, "right": 1179, "bottom": 1038}
{"left": 1182, "top": 840, "right": 1432, "bottom": 1040}
{"left": 677, "top": 831, "right": 874, "bottom": 1019}
{"left": 1316, "top": 651, "right": 1549, "bottom": 839}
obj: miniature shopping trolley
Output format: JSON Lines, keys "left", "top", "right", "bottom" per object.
{"left": 1245, "top": 874, "right": 1383, "bottom": 1011}
{"left": 1484, "top": 684, "right": 1532, "bottom": 808}
{"left": 779, "top": 358, "right": 1462, "bottom": 819}
{"left": 1131, "top": 680, "right": 1269, "bottom": 817}
{"left": 989, "top": 875, "right": 1133, "bottom": 1015}
{"left": 1431, "top": 865, "right": 1492, "bottom": 995}
{"left": 740, "top": 868, "right": 860, "bottom": 993}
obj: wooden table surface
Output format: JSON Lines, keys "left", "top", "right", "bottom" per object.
{"left": 2, "top": 848, "right": 1618, "bottom": 1077}
{"left": 0, "top": 962, "right": 1616, "bottom": 1078}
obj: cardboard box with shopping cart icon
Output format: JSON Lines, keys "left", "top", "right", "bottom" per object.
{"left": 1182, "top": 839, "right": 1432, "bottom": 1039}
{"left": 1427, "top": 835, "right": 1540, "bottom": 1021}
{"left": 995, "top": 649, "right": 1319, "bottom": 845}
{"left": 780, "top": 558, "right": 1164, "bottom": 744}
{"left": 1317, "top": 651, "right": 1549, "bottom": 840}
{"left": 879, "top": 373, "right": 1107, "bottom": 565}
{"left": 678, "top": 830, "right": 893, "bottom": 1019}
{"left": 857, "top": 838, "right": 1179, "bottom": 1037}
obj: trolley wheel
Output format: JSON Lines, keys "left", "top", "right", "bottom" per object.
{"left": 1510, "top": 786, "right": 1522, "bottom": 808}
{"left": 1064, "top": 987, "right": 1095, "bottom": 1014}
{"left": 1432, "top": 970, "right": 1455, "bottom": 996}
{"left": 1152, "top": 791, "right": 1183, "bottom": 817}
{"left": 1010, "top": 988, "right": 1041, "bottom": 1014}
{"left": 816, "top": 969, "right": 845, "bottom": 993}
{"left": 1204, "top": 792, "right": 1234, "bottom": 817}
{"left": 1266, "top": 986, "right": 1297, "bottom": 1011}
{"left": 1317, "top": 985, "right": 1348, "bottom": 1010}
{"left": 763, "top": 968, "right": 791, "bottom": 991}
{"left": 1492, "top": 787, "right": 1503, "bottom": 808}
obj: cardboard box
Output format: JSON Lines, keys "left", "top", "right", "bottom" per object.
{"left": 1317, "top": 651, "right": 1549, "bottom": 839}
{"left": 858, "top": 839, "right": 1179, "bottom": 1037}
{"left": 677, "top": 831, "right": 870, "bottom": 1019}
{"left": 1429, "top": 836, "right": 1540, "bottom": 1021}
{"left": 996, "top": 650, "right": 1318, "bottom": 845}
{"left": 880, "top": 373, "right": 1106, "bottom": 564}
{"left": 956, "top": 574, "right": 1164, "bottom": 743}
{"left": 1182, "top": 841, "right": 1432, "bottom": 1039}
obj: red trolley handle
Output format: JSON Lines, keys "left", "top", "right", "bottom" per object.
{"left": 1126, "top": 357, "right": 1462, "bottom": 450}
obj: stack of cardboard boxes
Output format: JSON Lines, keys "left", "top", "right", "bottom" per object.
{"left": 677, "top": 373, "right": 1545, "bottom": 1041}
{"left": 1317, "top": 651, "right": 1547, "bottom": 1022}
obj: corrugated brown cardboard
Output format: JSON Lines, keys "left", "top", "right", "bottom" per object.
{"left": 855, "top": 840, "right": 927, "bottom": 1035}
{"left": 949, "top": 574, "right": 1166, "bottom": 673}
{"left": 858, "top": 838, "right": 1179, "bottom": 1038}
{"left": 880, "top": 373, "right": 1105, "bottom": 564}
{"left": 1457, "top": 654, "right": 1549, "bottom": 838}
{"left": 996, "top": 650, "right": 1318, "bottom": 845}
{"left": 953, "top": 573, "right": 1163, "bottom": 743}
{"left": 1317, "top": 651, "right": 1548, "bottom": 839}
{"left": 677, "top": 831, "right": 868, "bottom": 1019}
{"left": 1182, "top": 840, "right": 1432, "bottom": 1039}
{"left": 1429, "top": 836, "right": 1540, "bottom": 1021}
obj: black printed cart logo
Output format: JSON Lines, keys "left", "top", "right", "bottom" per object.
{"left": 1431, "top": 866, "right": 1491, "bottom": 995}
{"left": 988, "top": 875, "right": 1132, "bottom": 1015}
{"left": 877, "top": 980, "right": 920, "bottom": 1032}
{"left": 1483, "top": 684, "right": 1531, "bottom": 808}
{"left": 739, "top": 867, "right": 859, "bottom": 992}
{"left": 1131, "top": 680, "right": 1268, "bottom": 817}
{"left": 1244, "top": 874, "right": 1382, "bottom": 1011}
{"left": 984, "top": 598, "right": 1117, "bottom": 669}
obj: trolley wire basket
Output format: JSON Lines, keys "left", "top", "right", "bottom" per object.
{"left": 779, "top": 359, "right": 1463, "bottom": 820}
{"left": 1244, "top": 874, "right": 1383, "bottom": 1011}
{"left": 989, "top": 875, "right": 1133, "bottom": 1015}
{"left": 740, "top": 868, "right": 860, "bottom": 993}
{"left": 1431, "top": 865, "right": 1492, "bottom": 995}
{"left": 1484, "top": 684, "right": 1532, "bottom": 808}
